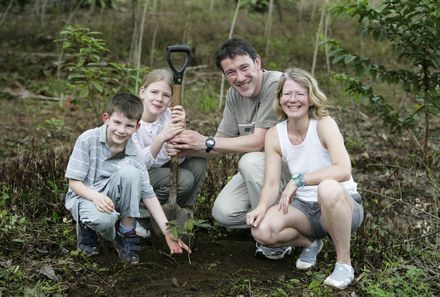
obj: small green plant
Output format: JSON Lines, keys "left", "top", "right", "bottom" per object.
{"left": 55, "top": 25, "right": 148, "bottom": 119}
{"left": 360, "top": 260, "right": 434, "bottom": 296}
{"left": 166, "top": 218, "right": 210, "bottom": 263}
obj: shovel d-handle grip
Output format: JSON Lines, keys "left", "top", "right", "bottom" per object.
{"left": 166, "top": 44, "right": 191, "bottom": 84}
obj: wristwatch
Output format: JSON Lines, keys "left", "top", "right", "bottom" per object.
{"left": 205, "top": 136, "right": 215, "bottom": 153}
{"left": 292, "top": 173, "right": 307, "bottom": 188}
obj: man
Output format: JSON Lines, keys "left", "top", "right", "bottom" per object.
{"left": 167, "top": 37, "right": 291, "bottom": 259}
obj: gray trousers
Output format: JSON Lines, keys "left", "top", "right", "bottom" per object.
{"left": 78, "top": 166, "right": 142, "bottom": 241}
{"left": 212, "top": 152, "right": 290, "bottom": 229}
{"left": 148, "top": 157, "right": 207, "bottom": 207}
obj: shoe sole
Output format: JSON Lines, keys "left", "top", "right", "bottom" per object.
{"left": 255, "top": 248, "right": 292, "bottom": 260}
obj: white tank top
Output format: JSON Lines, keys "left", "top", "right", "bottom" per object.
{"left": 276, "top": 119, "right": 358, "bottom": 202}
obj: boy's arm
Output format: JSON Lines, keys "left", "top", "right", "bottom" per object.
{"left": 142, "top": 197, "right": 191, "bottom": 254}
{"left": 69, "top": 179, "right": 115, "bottom": 213}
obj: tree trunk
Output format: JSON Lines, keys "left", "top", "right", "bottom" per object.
{"left": 129, "top": 0, "right": 149, "bottom": 68}
{"left": 218, "top": 0, "right": 241, "bottom": 112}
{"left": 264, "top": 0, "right": 274, "bottom": 59}
{"left": 311, "top": 2, "right": 325, "bottom": 76}
{"left": 149, "top": 0, "right": 160, "bottom": 67}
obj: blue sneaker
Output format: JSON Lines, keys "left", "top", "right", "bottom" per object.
{"left": 255, "top": 243, "right": 292, "bottom": 260}
{"left": 114, "top": 227, "right": 141, "bottom": 264}
{"left": 324, "top": 263, "right": 355, "bottom": 289}
{"left": 295, "top": 239, "right": 323, "bottom": 269}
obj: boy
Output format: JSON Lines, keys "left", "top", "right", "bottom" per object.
{"left": 65, "top": 93, "right": 189, "bottom": 264}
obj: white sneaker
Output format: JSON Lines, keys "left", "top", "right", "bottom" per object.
{"left": 295, "top": 239, "right": 323, "bottom": 270}
{"left": 255, "top": 243, "right": 292, "bottom": 260}
{"left": 135, "top": 221, "right": 150, "bottom": 238}
{"left": 323, "top": 263, "right": 355, "bottom": 289}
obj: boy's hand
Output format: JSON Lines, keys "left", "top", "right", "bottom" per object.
{"left": 93, "top": 193, "right": 115, "bottom": 213}
{"left": 164, "top": 233, "right": 191, "bottom": 254}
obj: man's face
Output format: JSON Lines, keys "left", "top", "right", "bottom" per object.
{"left": 221, "top": 54, "right": 262, "bottom": 97}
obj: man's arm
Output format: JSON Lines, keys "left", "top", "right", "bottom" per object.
{"left": 167, "top": 127, "right": 268, "bottom": 158}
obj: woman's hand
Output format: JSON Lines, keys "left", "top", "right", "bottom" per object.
{"left": 278, "top": 180, "right": 297, "bottom": 215}
{"left": 246, "top": 206, "right": 267, "bottom": 228}
{"left": 164, "top": 232, "right": 191, "bottom": 254}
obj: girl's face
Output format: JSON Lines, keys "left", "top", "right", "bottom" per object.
{"left": 139, "top": 80, "right": 172, "bottom": 116}
{"left": 279, "top": 79, "right": 310, "bottom": 120}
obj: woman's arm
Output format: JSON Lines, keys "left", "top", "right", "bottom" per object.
{"left": 246, "top": 127, "right": 282, "bottom": 227}
{"left": 304, "top": 116, "right": 352, "bottom": 185}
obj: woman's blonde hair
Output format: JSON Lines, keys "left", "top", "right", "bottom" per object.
{"left": 141, "top": 68, "right": 173, "bottom": 92}
{"left": 273, "top": 67, "right": 329, "bottom": 120}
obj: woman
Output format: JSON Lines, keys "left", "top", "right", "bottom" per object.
{"left": 246, "top": 67, "right": 364, "bottom": 289}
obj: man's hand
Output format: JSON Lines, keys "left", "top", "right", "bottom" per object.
{"left": 170, "top": 129, "right": 207, "bottom": 151}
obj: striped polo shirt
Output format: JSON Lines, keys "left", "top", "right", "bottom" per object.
{"left": 65, "top": 124, "right": 155, "bottom": 214}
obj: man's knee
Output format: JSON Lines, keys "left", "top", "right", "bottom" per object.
{"left": 251, "top": 223, "right": 274, "bottom": 245}
{"left": 237, "top": 152, "right": 265, "bottom": 180}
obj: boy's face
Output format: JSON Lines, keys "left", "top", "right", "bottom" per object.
{"left": 221, "top": 54, "right": 262, "bottom": 98}
{"left": 103, "top": 111, "right": 139, "bottom": 147}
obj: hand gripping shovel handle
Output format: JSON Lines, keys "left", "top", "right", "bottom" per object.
{"left": 166, "top": 44, "right": 191, "bottom": 210}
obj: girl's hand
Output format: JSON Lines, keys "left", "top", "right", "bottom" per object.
{"left": 171, "top": 105, "right": 186, "bottom": 125}
{"left": 278, "top": 181, "right": 297, "bottom": 215}
{"left": 164, "top": 232, "right": 191, "bottom": 254}
{"left": 158, "top": 122, "right": 185, "bottom": 143}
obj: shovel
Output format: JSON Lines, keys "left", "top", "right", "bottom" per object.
{"left": 162, "top": 44, "right": 193, "bottom": 227}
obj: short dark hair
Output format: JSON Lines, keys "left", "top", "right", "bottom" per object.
{"left": 215, "top": 37, "right": 258, "bottom": 71}
{"left": 106, "top": 93, "right": 144, "bottom": 122}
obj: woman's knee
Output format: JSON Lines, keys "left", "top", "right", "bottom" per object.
{"left": 318, "top": 179, "right": 346, "bottom": 208}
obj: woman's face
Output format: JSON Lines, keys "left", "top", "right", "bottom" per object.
{"left": 279, "top": 79, "right": 310, "bottom": 120}
{"left": 139, "top": 80, "right": 172, "bottom": 116}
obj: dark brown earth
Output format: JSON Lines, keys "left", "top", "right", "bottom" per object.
{"left": 66, "top": 229, "right": 343, "bottom": 297}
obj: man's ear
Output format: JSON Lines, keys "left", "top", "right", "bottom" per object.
{"left": 102, "top": 113, "right": 109, "bottom": 124}
{"left": 254, "top": 55, "right": 262, "bottom": 69}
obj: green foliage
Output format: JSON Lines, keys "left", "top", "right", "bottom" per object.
{"left": 329, "top": 0, "right": 440, "bottom": 143}
{"left": 55, "top": 25, "right": 148, "bottom": 119}
{"left": 360, "top": 260, "right": 434, "bottom": 296}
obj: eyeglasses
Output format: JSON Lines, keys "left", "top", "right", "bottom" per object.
{"left": 280, "top": 91, "right": 307, "bottom": 100}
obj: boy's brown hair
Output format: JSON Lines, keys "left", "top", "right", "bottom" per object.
{"left": 106, "top": 93, "right": 144, "bottom": 122}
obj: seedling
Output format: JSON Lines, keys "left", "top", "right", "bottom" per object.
{"left": 166, "top": 218, "right": 210, "bottom": 264}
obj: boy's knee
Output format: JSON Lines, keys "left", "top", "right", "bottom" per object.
{"left": 89, "top": 211, "right": 118, "bottom": 232}
{"left": 118, "top": 165, "right": 141, "bottom": 181}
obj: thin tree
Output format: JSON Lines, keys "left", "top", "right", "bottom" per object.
{"left": 149, "top": 0, "right": 160, "bottom": 66}
{"left": 218, "top": 0, "right": 241, "bottom": 111}
{"left": 0, "top": 0, "right": 14, "bottom": 28}
{"left": 264, "top": 0, "right": 274, "bottom": 59}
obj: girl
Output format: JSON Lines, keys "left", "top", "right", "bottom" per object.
{"left": 133, "top": 69, "right": 207, "bottom": 209}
